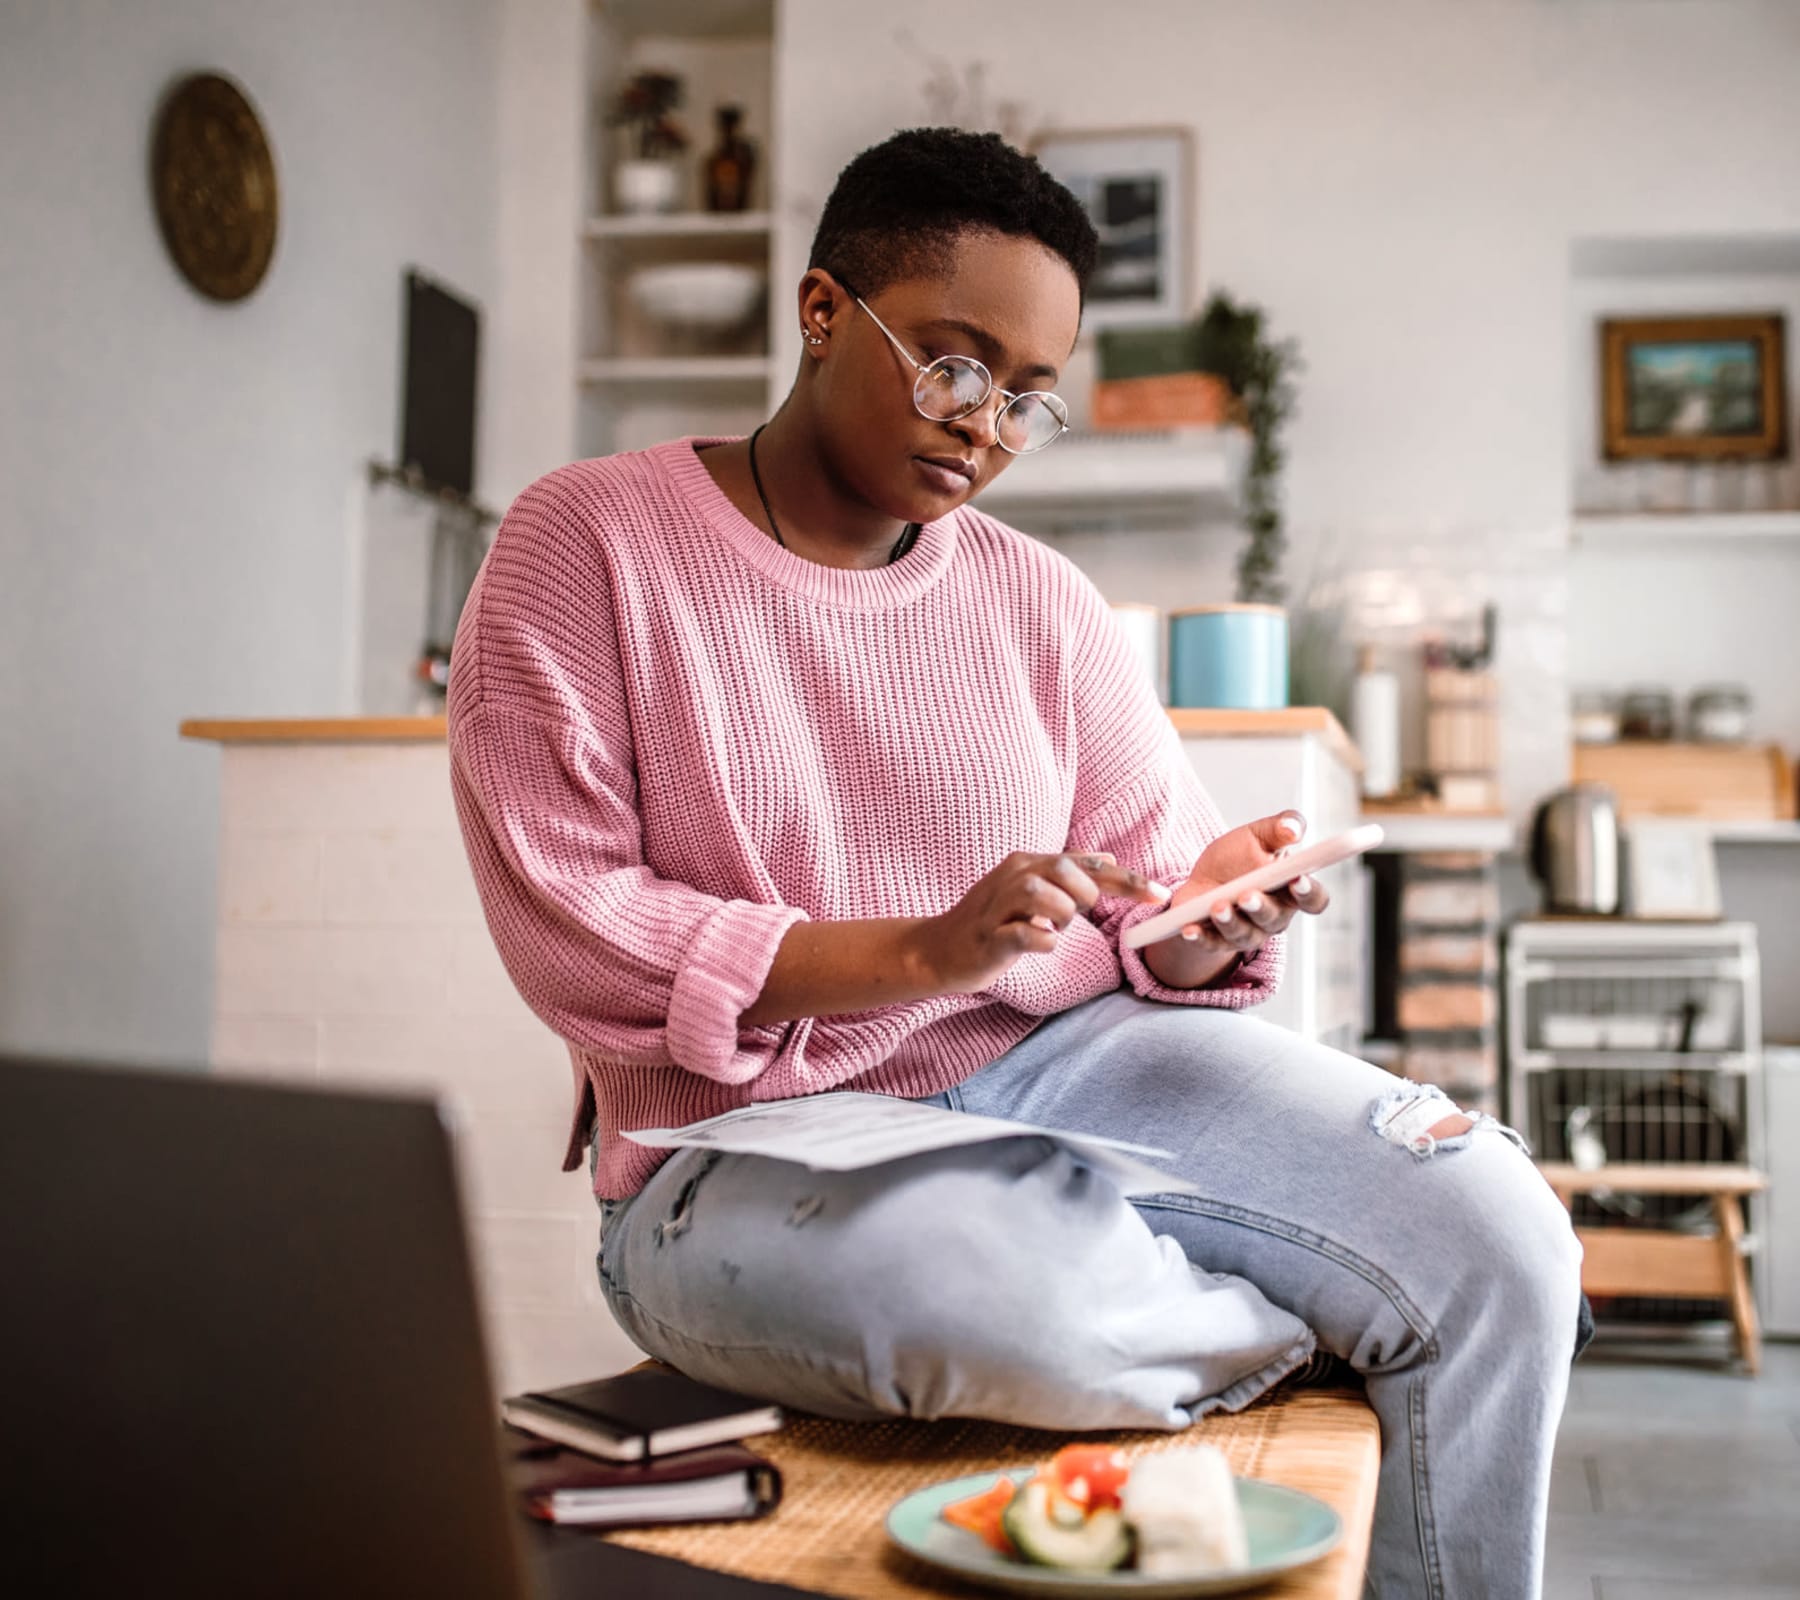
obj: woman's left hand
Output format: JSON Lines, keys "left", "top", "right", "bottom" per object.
{"left": 1165, "top": 810, "right": 1332, "bottom": 954}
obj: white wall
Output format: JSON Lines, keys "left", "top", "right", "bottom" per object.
{"left": 773, "top": 0, "right": 1800, "bottom": 814}
{"left": 8, "top": 0, "right": 1800, "bottom": 1062}
{"left": 486, "top": 0, "right": 585, "bottom": 503}
{"left": 1568, "top": 541, "right": 1800, "bottom": 743}
{"left": 776, "top": 0, "right": 1800, "bottom": 524}
{"left": 0, "top": 0, "right": 503, "bottom": 1063}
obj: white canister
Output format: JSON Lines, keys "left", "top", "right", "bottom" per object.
{"left": 614, "top": 158, "right": 683, "bottom": 214}
{"left": 1351, "top": 646, "right": 1401, "bottom": 798}
{"left": 1109, "top": 602, "right": 1163, "bottom": 703}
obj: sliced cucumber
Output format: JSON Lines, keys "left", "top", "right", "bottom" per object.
{"left": 1001, "top": 1478, "right": 1132, "bottom": 1572}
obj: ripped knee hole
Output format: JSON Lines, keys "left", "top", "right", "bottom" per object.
{"left": 1369, "top": 1081, "right": 1521, "bottom": 1159}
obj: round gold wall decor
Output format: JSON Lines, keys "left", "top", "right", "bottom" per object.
{"left": 150, "top": 72, "right": 279, "bottom": 303}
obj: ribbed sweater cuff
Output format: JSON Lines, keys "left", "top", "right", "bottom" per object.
{"left": 1112, "top": 899, "right": 1284, "bottom": 1010}
{"left": 666, "top": 899, "right": 810, "bottom": 1081}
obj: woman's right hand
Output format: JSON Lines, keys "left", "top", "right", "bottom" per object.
{"left": 907, "top": 851, "right": 1164, "bottom": 996}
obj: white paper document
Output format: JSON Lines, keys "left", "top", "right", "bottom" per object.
{"left": 623, "top": 1091, "right": 1197, "bottom": 1197}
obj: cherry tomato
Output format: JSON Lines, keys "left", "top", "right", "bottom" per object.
{"left": 1049, "top": 1445, "right": 1130, "bottom": 1509}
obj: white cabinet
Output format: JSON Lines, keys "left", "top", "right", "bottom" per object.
{"left": 1173, "top": 710, "right": 1366, "bottom": 1049}
{"left": 1758, "top": 1044, "right": 1800, "bottom": 1335}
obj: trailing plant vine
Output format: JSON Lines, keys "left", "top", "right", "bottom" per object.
{"left": 1192, "top": 292, "right": 1302, "bottom": 605}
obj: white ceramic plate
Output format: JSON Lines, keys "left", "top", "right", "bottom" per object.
{"left": 884, "top": 1467, "right": 1342, "bottom": 1598}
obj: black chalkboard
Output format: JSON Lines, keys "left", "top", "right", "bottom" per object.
{"left": 400, "top": 268, "right": 480, "bottom": 496}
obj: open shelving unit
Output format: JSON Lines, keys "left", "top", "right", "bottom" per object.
{"left": 579, "top": 0, "right": 777, "bottom": 459}
{"left": 1563, "top": 231, "right": 1800, "bottom": 817}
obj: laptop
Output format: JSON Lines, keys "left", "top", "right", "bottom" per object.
{"left": 0, "top": 1056, "right": 811, "bottom": 1599}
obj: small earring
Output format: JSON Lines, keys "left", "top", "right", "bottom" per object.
{"left": 802, "top": 327, "right": 825, "bottom": 346}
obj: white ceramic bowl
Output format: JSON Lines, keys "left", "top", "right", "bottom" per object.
{"left": 628, "top": 263, "right": 765, "bottom": 334}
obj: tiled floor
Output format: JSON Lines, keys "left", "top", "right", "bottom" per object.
{"left": 1544, "top": 1330, "right": 1800, "bottom": 1599}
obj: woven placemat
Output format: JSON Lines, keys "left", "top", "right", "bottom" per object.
{"left": 607, "top": 1387, "right": 1379, "bottom": 1599}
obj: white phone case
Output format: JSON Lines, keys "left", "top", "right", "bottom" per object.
{"left": 1119, "top": 823, "right": 1386, "bottom": 950}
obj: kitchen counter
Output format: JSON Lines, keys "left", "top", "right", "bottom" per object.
{"left": 181, "top": 716, "right": 448, "bottom": 742}
{"left": 1166, "top": 707, "right": 1363, "bottom": 775}
{"left": 1358, "top": 797, "right": 1516, "bottom": 854}
{"left": 182, "top": 705, "right": 1358, "bottom": 758}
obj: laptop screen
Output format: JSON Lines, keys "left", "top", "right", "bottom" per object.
{"left": 0, "top": 1057, "right": 530, "bottom": 1599}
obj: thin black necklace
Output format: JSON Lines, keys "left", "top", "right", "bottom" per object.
{"left": 748, "top": 425, "right": 920, "bottom": 565}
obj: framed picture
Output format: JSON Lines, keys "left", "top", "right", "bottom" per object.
{"left": 1032, "top": 128, "right": 1192, "bottom": 330}
{"left": 1625, "top": 818, "right": 1722, "bottom": 921}
{"left": 1600, "top": 313, "right": 1788, "bottom": 460}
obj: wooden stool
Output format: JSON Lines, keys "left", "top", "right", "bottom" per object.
{"left": 1537, "top": 1162, "right": 1769, "bottom": 1374}
{"left": 606, "top": 1386, "right": 1381, "bottom": 1598}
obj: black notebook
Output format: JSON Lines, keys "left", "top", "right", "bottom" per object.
{"left": 500, "top": 1369, "right": 783, "bottom": 1463}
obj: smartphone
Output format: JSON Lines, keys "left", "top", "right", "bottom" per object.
{"left": 1119, "top": 823, "right": 1386, "bottom": 950}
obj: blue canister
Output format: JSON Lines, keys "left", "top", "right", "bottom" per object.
{"left": 1167, "top": 604, "right": 1289, "bottom": 710}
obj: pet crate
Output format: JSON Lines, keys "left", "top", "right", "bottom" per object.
{"left": 1504, "top": 920, "right": 1764, "bottom": 1331}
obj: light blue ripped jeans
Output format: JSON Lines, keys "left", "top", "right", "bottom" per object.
{"left": 594, "top": 989, "right": 1584, "bottom": 1600}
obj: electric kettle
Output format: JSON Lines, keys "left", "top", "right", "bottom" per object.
{"left": 1529, "top": 783, "right": 1621, "bottom": 915}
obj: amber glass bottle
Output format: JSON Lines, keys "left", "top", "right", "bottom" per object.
{"left": 703, "top": 105, "right": 755, "bottom": 212}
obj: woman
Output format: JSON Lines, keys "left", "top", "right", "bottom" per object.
{"left": 449, "top": 127, "right": 1582, "bottom": 1599}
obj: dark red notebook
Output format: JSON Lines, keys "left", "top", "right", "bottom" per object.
{"left": 505, "top": 1429, "right": 783, "bottom": 1529}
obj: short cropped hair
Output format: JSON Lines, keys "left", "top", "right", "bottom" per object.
{"left": 807, "top": 127, "right": 1098, "bottom": 303}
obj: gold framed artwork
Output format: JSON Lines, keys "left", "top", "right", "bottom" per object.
{"left": 150, "top": 72, "right": 280, "bottom": 303}
{"left": 1600, "top": 313, "right": 1787, "bottom": 461}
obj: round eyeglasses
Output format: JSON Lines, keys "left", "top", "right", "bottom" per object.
{"left": 847, "top": 293, "right": 1070, "bottom": 455}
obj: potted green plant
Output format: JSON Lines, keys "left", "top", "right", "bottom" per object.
{"left": 609, "top": 71, "right": 688, "bottom": 214}
{"left": 1191, "top": 292, "right": 1302, "bottom": 605}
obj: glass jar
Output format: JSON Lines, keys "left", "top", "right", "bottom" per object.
{"left": 1619, "top": 687, "right": 1675, "bottom": 741}
{"left": 1688, "top": 684, "right": 1751, "bottom": 743}
{"left": 1571, "top": 689, "right": 1621, "bottom": 745}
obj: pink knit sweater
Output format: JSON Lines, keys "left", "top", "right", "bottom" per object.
{"left": 448, "top": 438, "right": 1281, "bottom": 1198}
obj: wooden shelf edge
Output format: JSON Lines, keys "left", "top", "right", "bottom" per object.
{"left": 577, "top": 357, "right": 774, "bottom": 386}
{"left": 1359, "top": 798, "right": 1507, "bottom": 818}
{"left": 1572, "top": 511, "right": 1800, "bottom": 542}
{"left": 181, "top": 717, "right": 447, "bottom": 744}
{"left": 583, "top": 210, "right": 772, "bottom": 239}
{"left": 1538, "top": 1161, "right": 1767, "bottom": 1195}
